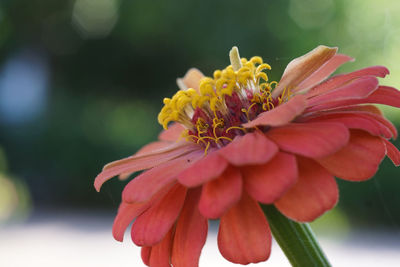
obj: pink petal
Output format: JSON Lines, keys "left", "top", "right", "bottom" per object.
{"left": 243, "top": 94, "right": 307, "bottom": 128}
{"left": 307, "top": 76, "right": 379, "bottom": 107}
{"left": 242, "top": 152, "right": 298, "bottom": 204}
{"left": 295, "top": 54, "right": 354, "bottom": 93}
{"left": 307, "top": 86, "right": 400, "bottom": 112}
{"left": 177, "top": 151, "right": 228, "bottom": 187}
{"left": 316, "top": 130, "right": 386, "bottom": 181}
{"left": 306, "top": 66, "right": 389, "bottom": 98}
{"left": 148, "top": 229, "right": 174, "bottom": 267}
{"left": 176, "top": 68, "right": 204, "bottom": 92}
{"left": 302, "top": 111, "right": 395, "bottom": 139}
{"left": 272, "top": 45, "right": 337, "bottom": 98}
{"left": 122, "top": 151, "right": 203, "bottom": 203}
{"left": 383, "top": 139, "right": 400, "bottom": 166}
{"left": 172, "top": 188, "right": 208, "bottom": 267}
{"left": 274, "top": 157, "right": 338, "bottom": 222}
{"left": 198, "top": 166, "right": 242, "bottom": 219}
{"left": 266, "top": 122, "right": 349, "bottom": 158}
{"left": 218, "top": 192, "right": 271, "bottom": 264}
{"left": 218, "top": 132, "right": 278, "bottom": 166}
{"left": 112, "top": 185, "right": 172, "bottom": 242}
{"left": 131, "top": 184, "right": 187, "bottom": 246}
{"left": 158, "top": 123, "right": 185, "bottom": 141}
{"left": 141, "top": 247, "right": 151, "bottom": 266}
{"left": 95, "top": 142, "right": 199, "bottom": 191}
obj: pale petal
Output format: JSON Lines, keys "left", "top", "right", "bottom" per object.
{"left": 158, "top": 123, "right": 185, "bottom": 141}
{"left": 275, "top": 157, "right": 338, "bottom": 222}
{"left": 176, "top": 68, "right": 204, "bottom": 92}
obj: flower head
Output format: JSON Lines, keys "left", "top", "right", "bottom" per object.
{"left": 95, "top": 45, "right": 400, "bottom": 266}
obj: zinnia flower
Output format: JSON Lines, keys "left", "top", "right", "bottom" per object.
{"left": 95, "top": 45, "right": 400, "bottom": 266}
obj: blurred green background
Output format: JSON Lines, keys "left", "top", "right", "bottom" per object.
{"left": 0, "top": 0, "right": 399, "bottom": 230}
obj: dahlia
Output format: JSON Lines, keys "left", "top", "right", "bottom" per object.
{"left": 95, "top": 45, "right": 400, "bottom": 266}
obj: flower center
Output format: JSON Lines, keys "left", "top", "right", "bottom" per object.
{"left": 158, "top": 47, "right": 292, "bottom": 152}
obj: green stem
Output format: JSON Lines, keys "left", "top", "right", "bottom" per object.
{"left": 263, "top": 205, "right": 331, "bottom": 267}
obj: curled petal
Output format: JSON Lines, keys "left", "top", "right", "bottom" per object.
{"left": 274, "top": 157, "right": 338, "bottom": 222}
{"left": 272, "top": 45, "right": 337, "bottom": 98}
{"left": 177, "top": 151, "right": 228, "bottom": 187}
{"left": 172, "top": 188, "right": 208, "bottom": 267}
{"left": 306, "top": 66, "right": 389, "bottom": 98}
{"left": 95, "top": 142, "right": 198, "bottom": 191}
{"left": 131, "top": 184, "right": 187, "bottom": 246}
{"left": 383, "top": 139, "right": 400, "bottom": 166}
{"left": 295, "top": 53, "right": 354, "bottom": 93}
{"left": 242, "top": 152, "right": 298, "bottom": 204}
{"left": 218, "top": 132, "right": 278, "bottom": 166}
{"left": 199, "top": 166, "right": 242, "bottom": 219}
{"left": 243, "top": 94, "right": 307, "bottom": 128}
{"left": 122, "top": 151, "right": 203, "bottom": 203}
{"left": 316, "top": 130, "right": 386, "bottom": 181}
{"left": 218, "top": 192, "right": 271, "bottom": 264}
{"left": 266, "top": 122, "right": 349, "bottom": 158}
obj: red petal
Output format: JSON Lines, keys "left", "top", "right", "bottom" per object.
{"left": 383, "top": 139, "right": 400, "bottom": 166}
{"left": 242, "top": 152, "right": 298, "bottom": 204}
{"left": 274, "top": 157, "right": 338, "bottom": 222}
{"left": 307, "top": 86, "right": 400, "bottom": 112}
{"left": 243, "top": 94, "right": 307, "bottom": 128}
{"left": 266, "top": 122, "right": 349, "bottom": 158}
{"left": 306, "top": 66, "right": 389, "bottom": 98}
{"left": 158, "top": 123, "right": 185, "bottom": 141}
{"left": 95, "top": 142, "right": 199, "bottom": 191}
{"left": 141, "top": 247, "right": 152, "bottom": 266}
{"left": 218, "top": 192, "right": 271, "bottom": 264}
{"left": 295, "top": 54, "right": 353, "bottom": 93}
{"left": 302, "top": 111, "right": 395, "bottom": 139}
{"left": 316, "top": 130, "right": 386, "bottom": 181}
{"left": 198, "top": 166, "right": 242, "bottom": 219}
{"left": 218, "top": 132, "right": 278, "bottom": 166}
{"left": 272, "top": 45, "right": 337, "bottom": 98}
{"left": 131, "top": 184, "right": 187, "bottom": 246}
{"left": 177, "top": 151, "right": 228, "bottom": 187}
{"left": 307, "top": 76, "right": 379, "bottom": 107}
{"left": 122, "top": 151, "right": 203, "bottom": 203}
{"left": 172, "top": 189, "right": 208, "bottom": 267}
{"left": 148, "top": 229, "right": 174, "bottom": 267}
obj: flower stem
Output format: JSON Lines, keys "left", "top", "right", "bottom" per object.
{"left": 262, "top": 205, "right": 331, "bottom": 267}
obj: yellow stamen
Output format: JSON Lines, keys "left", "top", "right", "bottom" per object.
{"left": 229, "top": 46, "right": 242, "bottom": 71}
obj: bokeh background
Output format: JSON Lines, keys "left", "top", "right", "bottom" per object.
{"left": 0, "top": 0, "right": 399, "bottom": 266}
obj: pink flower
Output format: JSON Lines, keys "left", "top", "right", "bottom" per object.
{"left": 95, "top": 46, "right": 400, "bottom": 266}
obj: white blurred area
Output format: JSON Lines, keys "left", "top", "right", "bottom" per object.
{"left": 1, "top": 211, "right": 400, "bottom": 267}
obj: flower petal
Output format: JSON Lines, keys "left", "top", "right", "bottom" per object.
{"left": 274, "top": 157, "right": 338, "bottom": 222}
{"left": 172, "top": 188, "right": 208, "bottom": 267}
{"left": 122, "top": 151, "right": 203, "bottom": 203}
{"left": 383, "top": 139, "right": 400, "bottom": 166}
{"left": 95, "top": 142, "right": 198, "bottom": 191}
{"left": 266, "top": 122, "right": 349, "bottom": 158}
{"left": 141, "top": 247, "right": 151, "bottom": 266}
{"left": 148, "top": 229, "right": 174, "bottom": 267}
{"left": 218, "top": 192, "right": 271, "bottom": 264}
{"left": 307, "top": 76, "right": 379, "bottom": 107}
{"left": 177, "top": 150, "right": 228, "bottom": 187}
{"left": 316, "top": 130, "right": 386, "bottom": 181}
{"left": 158, "top": 123, "right": 185, "bottom": 141}
{"left": 243, "top": 94, "right": 307, "bottom": 128}
{"left": 272, "top": 45, "right": 337, "bottom": 98}
{"left": 218, "top": 132, "right": 278, "bottom": 166}
{"left": 295, "top": 53, "right": 354, "bottom": 93}
{"left": 131, "top": 184, "right": 187, "bottom": 246}
{"left": 176, "top": 68, "right": 204, "bottom": 92}
{"left": 306, "top": 66, "right": 389, "bottom": 98}
{"left": 198, "top": 166, "right": 242, "bottom": 219}
{"left": 242, "top": 152, "right": 298, "bottom": 204}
